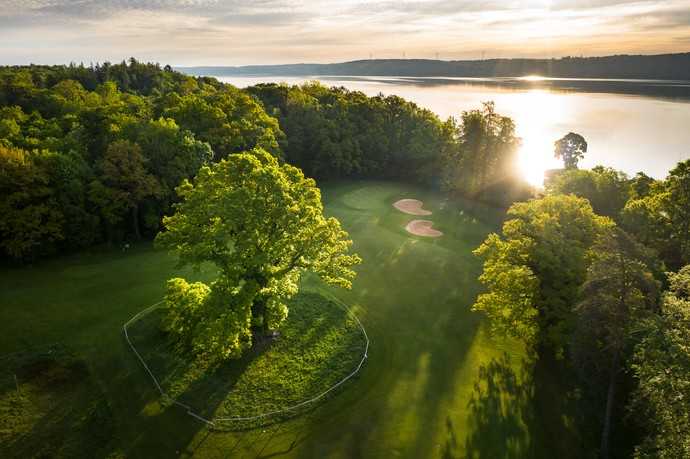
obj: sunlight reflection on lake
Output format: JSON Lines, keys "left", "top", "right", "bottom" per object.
{"left": 216, "top": 75, "right": 690, "bottom": 186}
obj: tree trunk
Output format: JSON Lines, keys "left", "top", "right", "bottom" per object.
{"left": 600, "top": 355, "right": 619, "bottom": 459}
{"left": 131, "top": 205, "right": 141, "bottom": 240}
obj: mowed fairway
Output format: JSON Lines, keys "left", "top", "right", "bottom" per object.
{"left": 0, "top": 181, "right": 583, "bottom": 458}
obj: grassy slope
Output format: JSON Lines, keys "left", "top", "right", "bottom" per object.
{"left": 0, "top": 181, "right": 585, "bottom": 458}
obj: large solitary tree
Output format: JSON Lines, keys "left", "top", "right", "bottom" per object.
{"left": 156, "top": 148, "right": 361, "bottom": 362}
{"left": 554, "top": 132, "right": 587, "bottom": 169}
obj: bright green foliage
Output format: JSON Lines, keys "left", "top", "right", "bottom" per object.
{"left": 160, "top": 86, "right": 281, "bottom": 159}
{"left": 0, "top": 62, "right": 283, "bottom": 259}
{"left": 249, "top": 82, "right": 456, "bottom": 184}
{"left": 632, "top": 266, "right": 690, "bottom": 459}
{"left": 622, "top": 159, "right": 690, "bottom": 269}
{"left": 554, "top": 132, "right": 587, "bottom": 169}
{"left": 0, "top": 145, "right": 63, "bottom": 260}
{"left": 473, "top": 194, "right": 613, "bottom": 353}
{"left": 156, "top": 148, "right": 361, "bottom": 362}
{"left": 545, "top": 166, "right": 631, "bottom": 219}
{"left": 472, "top": 233, "right": 540, "bottom": 343}
{"left": 121, "top": 117, "right": 213, "bottom": 229}
{"left": 571, "top": 228, "right": 659, "bottom": 458}
{"left": 629, "top": 172, "right": 656, "bottom": 200}
{"left": 442, "top": 102, "right": 528, "bottom": 205}
{"left": 122, "top": 118, "right": 212, "bottom": 196}
{"left": 161, "top": 277, "right": 255, "bottom": 360}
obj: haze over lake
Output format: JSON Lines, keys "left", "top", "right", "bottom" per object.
{"left": 215, "top": 75, "right": 690, "bottom": 185}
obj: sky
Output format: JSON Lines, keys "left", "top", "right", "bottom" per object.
{"left": 1, "top": 0, "right": 690, "bottom": 66}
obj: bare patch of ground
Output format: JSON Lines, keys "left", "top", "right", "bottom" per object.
{"left": 405, "top": 220, "right": 443, "bottom": 237}
{"left": 393, "top": 199, "right": 432, "bottom": 216}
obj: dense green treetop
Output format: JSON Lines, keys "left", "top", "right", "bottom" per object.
{"left": 473, "top": 194, "right": 613, "bottom": 354}
{"left": 632, "top": 266, "right": 690, "bottom": 459}
{"left": 622, "top": 159, "right": 690, "bottom": 269}
{"left": 554, "top": 132, "right": 587, "bottom": 169}
{"left": 249, "top": 81, "right": 456, "bottom": 184}
{"left": 442, "top": 101, "right": 530, "bottom": 206}
{"left": 545, "top": 166, "right": 631, "bottom": 220}
{"left": 0, "top": 145, "right": 63, "bottom": 260}
{"left": 571, "top": 228, "right": 659, "bottom": 458}
{"left": 0, "top": 62, "right": 281, "bottom": 259}
{"left": 156, "top": 148, "right": 361, "bottom": 362}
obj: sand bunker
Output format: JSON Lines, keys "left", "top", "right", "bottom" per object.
{"left": 405, "top": 220, "right": 443, "bottom": 237}
{"left": 393, "top": 199, "right": 432, "bottom": 216}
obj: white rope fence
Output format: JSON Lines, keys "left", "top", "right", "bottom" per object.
{"left": 123, "top": 297, "right": 369, "bottom": 428}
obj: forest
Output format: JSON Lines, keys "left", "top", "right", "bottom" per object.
{"left": 1, "top": 59, "right": 689, "bottom": 458}
{"left": 0, "top": 59, "right": 528, "bottom": 261}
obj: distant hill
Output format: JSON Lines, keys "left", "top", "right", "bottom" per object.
{"left": 179, "top": 53, "right": 690, "bottom": 80}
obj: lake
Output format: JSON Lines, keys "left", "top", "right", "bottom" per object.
{"left": 216, "top": 75, "right": 690, "bottom": 186}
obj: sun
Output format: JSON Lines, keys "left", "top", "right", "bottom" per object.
{"left": 518, "top": 137, "right": 556, "bottom": 187}
{"left": 512, "top": 90, "right": 564, "bottom": 187}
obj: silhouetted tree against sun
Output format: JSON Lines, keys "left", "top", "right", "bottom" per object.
{"left": 555, "top": 132, "right": 587, "bottom": 169}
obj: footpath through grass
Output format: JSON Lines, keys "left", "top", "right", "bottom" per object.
{"left": 0, "top": 181, "right": 587, "bottom": 458}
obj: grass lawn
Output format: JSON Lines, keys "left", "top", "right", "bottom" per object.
{"left": 0, "top": 180, "right": 587, "bottom": 458}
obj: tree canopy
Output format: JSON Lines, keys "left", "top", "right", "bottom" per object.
{"left": 472, "top": 194, "right": 613, "bottom": 354}
{"left": 442, "top": 102, "right": 529, "bottom": 205}
{"left": 622, "top": 159, "right": 690, "bottom": 269}
{"left": 554, "top": 132, "right": 587, "bottom": 169}
{"left": 156, "top": 148, "right": 361, "bottom": 362}
{"left": 545, "top": 166, "right": 631, "bottom": 220}
{"left": 571, "top": 228, "right": 659, "bottom": 459}
{"left": 632, "top": 266, "right": 690, "bottom": 459}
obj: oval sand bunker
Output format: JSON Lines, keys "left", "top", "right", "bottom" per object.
{"left": 393, "top": 199, "right": 432, "bottom": 216}
{"left": 405, "top": 220, "right": 443, "bottom": 237}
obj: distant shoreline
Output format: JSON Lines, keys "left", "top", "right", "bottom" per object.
{"left": 177, "top": 52, "right": 690, "bottom": 81}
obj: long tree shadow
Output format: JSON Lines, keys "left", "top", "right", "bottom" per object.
{"left": 462, "top": 354, "right": 535, "bottom": 459}
{"left": 123, "top": 291, "right": 363, "bottom": 456}
{"left": 461, "top": 353, "right": 586, "bottom": 459}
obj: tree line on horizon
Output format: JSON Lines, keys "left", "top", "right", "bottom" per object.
{"left": 189, "top": 52, "right": 690, "bottom": 81}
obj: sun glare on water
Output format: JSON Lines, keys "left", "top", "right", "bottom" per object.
{"left": 514, "top": 90, "right": 563, "bottom": 187}
{"left": 520, "top": 75, "right": 547, "bottom": 82}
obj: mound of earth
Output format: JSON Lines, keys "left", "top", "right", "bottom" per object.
{"left": 393, "top": 199, "right": 432, "bottom": 216}
{"left": 405, "top": 220, "right": 443, "bottom": 237}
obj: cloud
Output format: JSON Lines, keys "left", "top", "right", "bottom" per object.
{"left": 1, "top": 0, "right": 689, "bottom": 65}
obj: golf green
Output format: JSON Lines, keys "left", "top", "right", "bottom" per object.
{"left": 0, "top": 181, "right": 584, "bottom": 458}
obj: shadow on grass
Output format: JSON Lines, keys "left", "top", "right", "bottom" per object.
{"left": 0, "top": 346, "right": 117, "bottom": 458}
{"left": 461, "top": 354, "right": 535, "bottom": 459}
{"left": 458, "top": 353, "right": 586, "bottom": 459}
{"left": 122, "top": 291, "right": 366, "bottom": 456}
